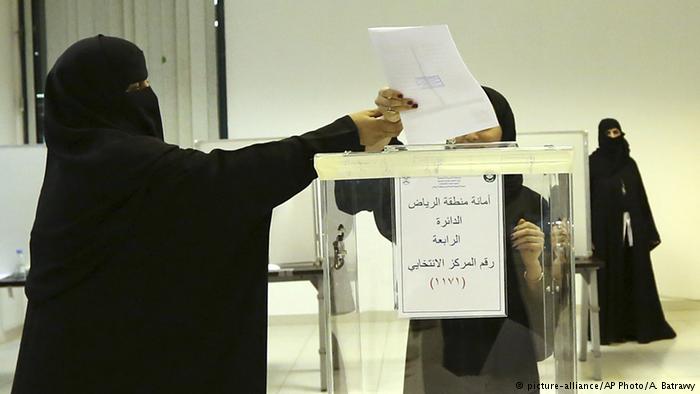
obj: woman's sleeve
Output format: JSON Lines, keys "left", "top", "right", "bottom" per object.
{"left": 589, "top": 175, "right": 610, "bottom": 257}
{"left": 165, "top": 116, "right": 363, "bottom": 213}
{"left": 632, "top": 161, "right": 661, "bottom": 250}
{"left": 513, "top": 193, "right": 552, "bottom": 361}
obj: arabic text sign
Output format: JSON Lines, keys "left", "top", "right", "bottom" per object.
{"left": 396, "top": 175, "right": 506, "bottom": 318}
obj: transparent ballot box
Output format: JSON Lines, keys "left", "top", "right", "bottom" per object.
{"left": 314, "top": 143, "right": 576, "bottom": 394}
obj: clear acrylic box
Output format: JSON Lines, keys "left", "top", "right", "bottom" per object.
{"left": 314, "top": 143, "right": 577, "bottom": 394}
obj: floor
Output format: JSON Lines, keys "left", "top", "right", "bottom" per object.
{"left": 267, "top": 299, "right": 700, "bottom": 394}
{"left": 0, "top": 299, "right": 697, "bottom": 393}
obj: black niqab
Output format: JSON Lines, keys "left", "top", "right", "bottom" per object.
{"left": 483, "top": 86, "right": 516, "bottom": 143}
{"left": 592, "top": 118, "right": 631, "bottom": 177}
{"left": 46, "top": 34, "right": 163, "bottom": 141}
{"left": 482, "top": 86, "right": 523, "bottom": 198}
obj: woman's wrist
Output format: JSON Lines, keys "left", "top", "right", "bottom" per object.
{"left": 522, "top": 256, "right": 541, "bottom": 270}
{"left": 523, "top": 259, "right": 543, "bottom": 282}
{"left": 524, "top": 269, "right": 544, "bottom": 282}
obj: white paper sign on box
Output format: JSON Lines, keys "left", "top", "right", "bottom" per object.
{"left": 395, "top": 175, "right": 506, "bottom": 318}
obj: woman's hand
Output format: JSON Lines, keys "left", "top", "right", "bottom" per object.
{"left": 350, "top": 88, "right": 417, "bottom": 152}
{"left": 551, "top": 221, "right": 570, "bottom": 260}
{"left": 551, "top": 220, "right": 571, "bottom": 283}
{"left": 511, "top": 218, "right": 544, "bottom": 280}
{"left": 374, "top": 87, "right": 418, "bottom": 122}
{"left": 349, "top": 109, "right": 402, "bottom": 152}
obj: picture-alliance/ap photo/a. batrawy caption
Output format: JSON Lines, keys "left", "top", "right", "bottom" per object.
{"left": 516, "top": 381, "right": 696, "bottom": 391}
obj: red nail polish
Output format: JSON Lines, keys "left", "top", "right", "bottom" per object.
{"left": 398, "top": 94, "right": 404, "bottom": 98}
{"left": 412, "top": 103, "right": 418, "bottom": 108}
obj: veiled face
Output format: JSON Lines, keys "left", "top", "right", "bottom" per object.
{"left": 452, "top": 126, "right": 503, "bottom": 143}
{"left": 126, "top": 80, "right": 150, "bottom": 93}
{"left": 606, "top": 127, "right": 622, "bottom": 139}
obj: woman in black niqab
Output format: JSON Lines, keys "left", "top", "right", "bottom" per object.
{"left": 415, "top": 87, "right": 549, "bottom": 394}
{"left": 589, "top": 118, "right": 675, "bottom": 345}
{"left": 12, "top": 35, "right": 404, "bottom": 394}
{"left": 25, "top": 35, "right": 173, "bottom": 303}
{"left": 335, "top": 87, "right": 549, "bottom": 394}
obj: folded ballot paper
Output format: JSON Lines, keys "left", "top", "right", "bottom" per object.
{"left": 369, "top": 25, "right": 498, "bottom": 144}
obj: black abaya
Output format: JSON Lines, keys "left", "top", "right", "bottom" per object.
{"left": 589, "top": 118, "right": 675, "bottom": 345}
{"left": 12, "top": 35, "right": 363, "bottom": 394}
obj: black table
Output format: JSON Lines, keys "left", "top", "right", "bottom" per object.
{"left": 0, "top": 272, "right": 27, "bottom": 288}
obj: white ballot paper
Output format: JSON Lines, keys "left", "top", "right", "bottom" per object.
{"left": 395, "top": 175, "right": 506, "bottom": 319}
{"left": 369, "top": 25, "right": 498, "bottom": 144}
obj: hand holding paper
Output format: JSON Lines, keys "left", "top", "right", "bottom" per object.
{"left": 374, "top": 87, "right": 418, "bottom": 123}
{"left": 351, "top": 88, "right": 418, "bottom": 152}
{"left": 350, "top": 109, "right": 403, "bottom": 152}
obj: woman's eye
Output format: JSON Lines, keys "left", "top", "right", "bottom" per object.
{"left": 126, "top": 81, "right": 149, "bottom": 92}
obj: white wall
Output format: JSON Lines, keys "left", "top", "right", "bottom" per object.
{"left": 226, "top": 1, "right": 700, "bottom": 300}
{"left": 0, "top": 0, "right": 22, "bottom": 145}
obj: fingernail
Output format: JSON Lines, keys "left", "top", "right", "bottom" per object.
{"left": 398, "top": 94, "right": 404, "bottom": 98}
{"left": 407, "top": 100, "right": 414, "bottom": 105}
{"left": 412, "top": 103, "right": 418, "bottom": 108}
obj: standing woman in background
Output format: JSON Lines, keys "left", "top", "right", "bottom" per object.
{"left": 589, "top": 118, "right": 675, "bottom": 345}
{"left": 11, "top": 35, "right": 413, "bottom": 394}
